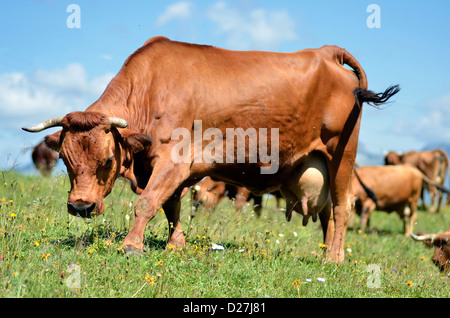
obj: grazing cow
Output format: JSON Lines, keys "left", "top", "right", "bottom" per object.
{"left": 411, "top": 228, "right": 450, "bottom": 273}
{"left": 384, "top": 149, "right": 449, "bottom": 212}
{"left": 351, "top": 165, "right": 423, "bottom": 236}
{"left": 31, "top": 141, "right": 59, "bottom": 176}
{"left": 22, "top": 36, "right": 399, "bottom": 262}
{"left": 192, "top": 176, "right": 283, "bottom": 216}
{"left": 351, "top": 165, "right": 450, "bottom": 236}
{"left": 192, "top": 176, "right": 261, "bottom": 212}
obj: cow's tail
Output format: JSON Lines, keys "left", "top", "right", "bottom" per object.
{"left": 334, "top": 47, "right": 400, "bottom": 108}
{"left": 420, "top": 171, "right": 450, "bottom": 195}
{"left": 353, "top": 84, "right": 401, "bottom": 108}
{"left": 353, "top": 164, "right": 378, "bottom": 205}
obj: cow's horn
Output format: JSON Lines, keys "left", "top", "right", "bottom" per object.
{"left": 22, "top": 117, "right": 64, "bottom": 133}
{"left": 410, "top": 233, "right": 436, "bottom": 242}
{"left": 108, "top": 117, "right": 128, "bottom": 128}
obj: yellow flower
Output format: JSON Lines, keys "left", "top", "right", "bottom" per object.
{"left": 167, "top": 244, "right": 175, "bottom": 250}
{"left": 292, "top": 279, "right": 301, "bottom": 287}
{"left": 41, "top": 253, "right": 51, "bottom": 260}
{"left": 319, "top": 243, "right": 327, "bottom": 250}
{"left": 10, "top": 213, "right": 17, "bottom": 218}
{"left": 156, "top": 260, "right": 163, "bottom": 266}
{"left": 103, "top": 240, "right": 113, "bottom": 247}
{"left": 33, "top": 241, "right": 40, "bottom": 247}
{"left": 88, "top": 248, "right": 94, "bottom": 254}
{"left": 145, "top": 274, "right": 156, "bottom": 286}
{"left": 420, "top": 256, "right": 427, "bottom": 261}
{"left": 407, "top": 281, "right": 413, "bottom": 287}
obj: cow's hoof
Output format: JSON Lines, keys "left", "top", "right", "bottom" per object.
{"left": 122, "top": 246, "right": 144, "bottom": 256}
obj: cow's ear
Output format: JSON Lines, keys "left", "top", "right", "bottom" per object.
{"left": 121, "top": 129, "right": 153, "bottom": 153}
{"left": 45, "top": 130, "right": 62, "bottom": 152}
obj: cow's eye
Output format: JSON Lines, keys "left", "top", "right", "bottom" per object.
{"left": 105, "top": 156, "right": 114, "bottom": 166}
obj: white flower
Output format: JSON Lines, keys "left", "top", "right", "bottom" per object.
{"left": 211, "top": 243, "right": 225, "bottom": 250}
{"left": 293, "top": 232, "right": 297, "bottom": 237}
{"left": 317, "top": 277, "right": 326, "bottom": 282}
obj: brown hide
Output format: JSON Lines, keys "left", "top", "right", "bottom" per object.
{"left": 23, "top": 36, "right": 399, "bottom": 262}
{"left": 385, "top": 150, "right": 449, "bottom": 212}
{"left": 351, "top": 165, "right": 422, "bottom": 236}
{"left": 31, "top": 141, "right": 58, "bottom": 176}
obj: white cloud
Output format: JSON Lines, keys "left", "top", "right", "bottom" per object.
{"left": 207, "top": 1, "right": 298, "bottom": 50}
{"left": 156, "top": 1, "right": 193, "bottom": 27}
{"left": 0, "top": 64, "right": 114, "bottom": 170}
{"left": 414, "top": 92, "right": 450, "bottom": 142}
{"left": 0, "top": 63, "right": 114, "bottom": 127}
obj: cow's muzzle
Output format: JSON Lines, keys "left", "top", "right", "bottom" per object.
{"left": 67, "top": 202, "right": 96, "bottom": 218}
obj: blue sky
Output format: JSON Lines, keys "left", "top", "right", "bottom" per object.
{"left": 1, "top": 0, "right": 449, "bottom": 171}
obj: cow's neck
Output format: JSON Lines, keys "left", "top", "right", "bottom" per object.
{"left": 85, "top": 73, "right": 152, "bottom": 134}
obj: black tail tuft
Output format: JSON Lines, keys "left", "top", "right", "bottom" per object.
{"left": 353, "top": 84, "right": 400, "bottom": 108}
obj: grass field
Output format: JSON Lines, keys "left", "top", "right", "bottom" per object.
{"left": 0, "top": 169, "right": 448, "bottom": 298}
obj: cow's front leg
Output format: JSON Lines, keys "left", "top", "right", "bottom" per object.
{"left": 122, "top": 159, "right": 190, "bottom": 253}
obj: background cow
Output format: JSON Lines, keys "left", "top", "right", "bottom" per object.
{"left": 31, "top": 141, "right": 59, "bottom": 176}
{"left": 23, "top": 36, "right": 399, "bottom": 263}
{"left": 411, "top": 228, "right": 450, "bottom": 273}
{"left": 192, "top": 176, "right": 283, "bottom": 216}
{"left": 192, "top": 176, "right": 262, "bottom": 213}
{"left": 351, "top": 165, "right": 422, "bottom": 236}
{"left": 384, "top": 149, "right": 449, "bottom": 213}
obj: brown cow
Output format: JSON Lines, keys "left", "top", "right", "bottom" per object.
{"left": 31, "top": 141, "right": 59, "bottom": 176}
{"left": 192, "top": 176, "right": 261, "bottom": 212}
{"left": 192, "top": 176, "right": 283, "bottom": 216}
{"left": 385, "top": 149, "right": 449, "bottom": 213}
{"left": 22, "top": 36, "right": 399, "bottom": 262}
{"left": 411, "top": 228, "right": 450, "bottom": 273}
{"left": 351, "top": 165, "right": 423, "bottom": 236}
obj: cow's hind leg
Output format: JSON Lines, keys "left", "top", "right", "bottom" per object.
{"left": 402, "top": 202, "right": 417, "bottom": 237}
{"left": 325, "top": 142, "right": 359, "bottom": 263}
{"left": 359, "top": 202, "right": 375, "bottom": 234}
{"left": 163, "top": 190, "right": 186, "bottom": 247}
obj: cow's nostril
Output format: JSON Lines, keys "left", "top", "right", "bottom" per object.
{"left": 67, "top": 202, "right": 96, "bottom": 218}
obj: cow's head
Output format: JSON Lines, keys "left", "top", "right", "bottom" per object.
{"left": 411, "top": 231, "right": 450, "bottom": 273}
{"left": 384, "top": 151, "right": 402, "bottom": 165}
{"left": 192, "top": 177, "right": 227, "bottom": 210}
{"left": 23, "top": 111, "right": 153, "bottom": 218}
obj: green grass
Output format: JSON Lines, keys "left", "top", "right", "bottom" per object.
{"left": 0, "top": 170, "right": 448, "bottom": 298}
